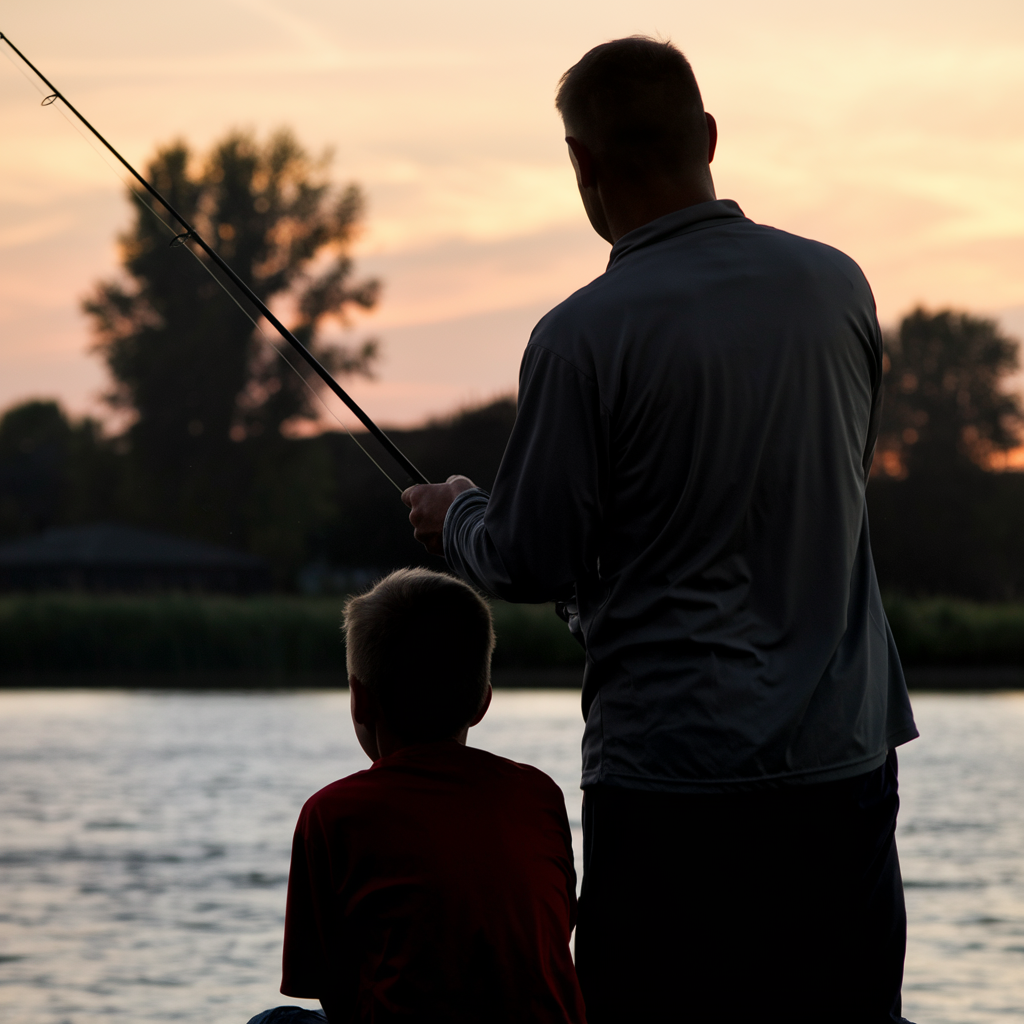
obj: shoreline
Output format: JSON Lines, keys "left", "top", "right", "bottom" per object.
{"left": 0, "top": 667, "right": 1021, "bottom": 690}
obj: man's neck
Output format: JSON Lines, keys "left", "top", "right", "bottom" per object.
{"left": 600, "top": 177, "right": 717, "bottom": 244}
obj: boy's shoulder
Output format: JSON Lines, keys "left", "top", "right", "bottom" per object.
{"left": 300, "top": 743, "right": 564, "bottom": 826}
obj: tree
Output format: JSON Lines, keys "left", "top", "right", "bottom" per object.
{"left": 316, "top": 398, "right": 519, "bottom": 576}
{"left": 874, "top": 307, "right": 1023, "bottom": 478}
{"left": 83, "top": 129, "right": 380, "bottom": 561}
{"left": 867, "top": 308, "right": 1024, "bottom": 599}
{"left": 0, "top": 401, "right": 118, "bottom": 539}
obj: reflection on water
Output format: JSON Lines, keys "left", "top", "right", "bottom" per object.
{"left": 0, "top": 690, "right": 583, "bottom": 1024}
{"left": 0, "top": 690, "right": 1021, "bottom": 1024}
{"left": 898, "top": 695, "right": 1024, "bottom": 1023}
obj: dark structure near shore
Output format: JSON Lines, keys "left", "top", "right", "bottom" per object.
{"left": 0, "top": 524, "right": 270, "bottom": 594}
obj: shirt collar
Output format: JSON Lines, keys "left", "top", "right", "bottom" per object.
{"left": 607, "top": 199, "right": 746, "bottom": 269}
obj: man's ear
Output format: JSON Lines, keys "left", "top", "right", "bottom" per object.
{"left": 705, "top": 112, "right": 718, "bottom": 164}
{"left": 565, "top": 136, "right": 596, "bottom": 189}
{"left": 469, "top": 683, "right": 492, "bottom": 727}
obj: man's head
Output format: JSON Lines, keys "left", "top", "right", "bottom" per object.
{"left": 556, "top": 37, "right": 717, "bottom": 242}
{"left": 344, "top": 568, "right": 495, "bottom": 756}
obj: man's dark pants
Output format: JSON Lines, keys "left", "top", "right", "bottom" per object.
{"left": 574, "top": 750, "right": 911, "bottom": 1024}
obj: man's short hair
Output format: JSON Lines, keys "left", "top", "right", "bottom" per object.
{"left": 555, "top": 36, "right": 707, "bottom": 181}
{"left": 344, "top": 568, "right": 495, "bottom": 743}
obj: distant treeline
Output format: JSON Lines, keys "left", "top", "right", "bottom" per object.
{"left": 869, "top": 468, "right": 1024, "bottom": 599}
{"left": 0, "top": 395, "right": 517, "bottom": 586}
{"left": 866, "top": 308, "right": 1024, "bottom": 600}
{"left": 3, "top": 592, "right": 1024, "bottom": 682}
{"left": 6, "top": 308, "right": 1024, "bottom": 601}
{"left": 0, "top": 593, "right": 583, "bottom": 680}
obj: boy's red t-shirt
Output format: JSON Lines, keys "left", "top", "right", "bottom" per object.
{"left": 281, "top": 740, "right": 586, "bottom": 1024}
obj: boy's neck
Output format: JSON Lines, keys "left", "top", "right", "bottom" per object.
{"left": 350, "top": 678, "right": 490, "bottom": 762}
{"left": 374, "top": 724, "right": 469, "bottom": 761}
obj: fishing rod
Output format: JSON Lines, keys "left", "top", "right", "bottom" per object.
{"left": 0, "top": 30, "right": 429, "bottom": 488}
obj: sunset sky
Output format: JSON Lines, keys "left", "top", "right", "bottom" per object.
{"left": 1, "top": 0, "right": 1023, "bottom": 428}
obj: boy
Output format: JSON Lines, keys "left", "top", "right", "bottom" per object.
{"left": 275, "top": 568, "right": 585, "bottom": 1024}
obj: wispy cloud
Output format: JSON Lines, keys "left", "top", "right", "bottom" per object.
{"left": 1, "top": 0, "right": 1022, "bottom": 421}
{"left": 0, "top": 213, "right": 74, "bottom": 249}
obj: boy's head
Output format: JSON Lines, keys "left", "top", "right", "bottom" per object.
{"left": 344, "top": 568, "right": 495, "bottom": 751}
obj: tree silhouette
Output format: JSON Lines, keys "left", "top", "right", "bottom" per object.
{"left": 875, "top": 308, "right": 1023, "bottom": 478}
{"left": 868, "top": 308, "right": 1024, "bottom": 599}
{"left": 83, "top": 129, "right": 380, "bottom": 553}
{"left": 0, "top": 401, "right": 118, "bottom": 539}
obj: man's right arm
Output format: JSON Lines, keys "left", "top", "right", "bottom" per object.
{"left": 444, "top": 341, "right": 609, "bottom": 603}
{"left": 861, "top": 314, "right": 886, "bottom": 480}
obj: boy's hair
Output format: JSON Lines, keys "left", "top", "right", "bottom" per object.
{"left": 344, "top": 568, "right": 495, "bottom": 743}
{"left": 555, "top": 36, "right": 707, "bottom": 181}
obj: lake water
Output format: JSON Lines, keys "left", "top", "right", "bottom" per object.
{"left": 0, "top": 690, "right": 1021, "bottom": 1024}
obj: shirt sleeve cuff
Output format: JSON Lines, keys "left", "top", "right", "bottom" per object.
{"left": 443, "top": 487, "right": 490, "bottom": 584}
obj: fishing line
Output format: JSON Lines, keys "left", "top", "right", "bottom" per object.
{"left": 0, "top": 35, "right": 45, "bottom": 96}
{"left": 0, "top": 30, "right": 427, "bottom": 489}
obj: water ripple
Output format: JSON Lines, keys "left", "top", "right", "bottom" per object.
{"left": 0, "top": 691, "right": 1022, "bottom": 1024}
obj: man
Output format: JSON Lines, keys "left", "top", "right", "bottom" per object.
{"left": 403, "top": 36, "right": 918, "bottom": 1024}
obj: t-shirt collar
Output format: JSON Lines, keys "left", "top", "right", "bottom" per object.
{"left": 607, "top": 199, "right": 746, "bottom": 269}
{"left": 370, "top": 738, "right": 465, "bottom": 768}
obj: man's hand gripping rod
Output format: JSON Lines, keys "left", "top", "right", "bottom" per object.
{"left": 0, "top": 31, "right": 428, "bottom": 488}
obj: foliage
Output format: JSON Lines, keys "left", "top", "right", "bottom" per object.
{"left": 81, "top": 129, "right": 378, "bottom": 565}
{"left": 8, "top": 589, "right": 1024, "bottom": 678}
{"left": 884, "top": 595, "right": 1024, "bottom": 666}
{"left": 489, "top": 601, "right": 586, "bottom": 669}
{"left": 868, "top": 468, "right": 1024, "bottom": 600}
{"left": 0, "top": 593, "right": 345, "bottom": 673}
{"left": 875, "top": 307, "right": 1023, "bottom": 478}
{"left": 314, "top": 398, "right": 518, "bottom": 572}
{"left": 0, "top": 592, "right": 583, "bottom": 676}
{"left": 0, "top": 401, "right": 119, "bottom": 539}
{"left": 867, "top": 308, "right": 1024, "bottom": 599}
{"left": 0, "top": 392, "right": 518, "bottom": 586}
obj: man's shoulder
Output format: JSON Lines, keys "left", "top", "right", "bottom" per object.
{"left": 532, "top": 270, "right": 615, "bottom": 333}
{"left": 746, "top": 221, "right": 871, "bottom": 285}
{"left": 529, "top": 215, "right": 873, "bottom": 352}
{"left": 630, "top": 213, "right": 872, "bottom": 299}
{"left": 523, "top": 279, "right": 615, "bottom": 374}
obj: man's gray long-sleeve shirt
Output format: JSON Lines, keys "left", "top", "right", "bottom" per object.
{"left": 444, "top": 199, "right": 918, "bottom": 792}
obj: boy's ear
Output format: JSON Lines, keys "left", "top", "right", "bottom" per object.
{"left": 349, "top": 676, "right": 382, "bottom": 762}
{"left": 350, "top": 675, "right": 375, "bottom": 726}
{"left": 469, "top": 683, "right": 492, "bottom": 727}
